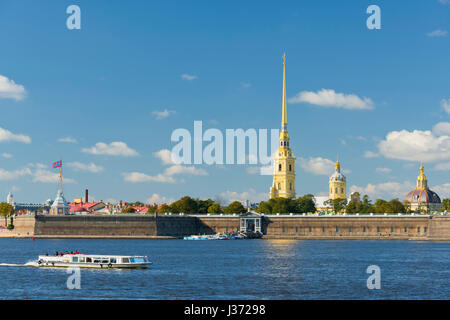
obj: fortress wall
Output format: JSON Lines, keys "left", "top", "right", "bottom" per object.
{"left": 11, "top": 214, "right": 450, "bottom": 240}
{"left": 428, "top": 216, "right": 450, "bottom": 239}
{"left": 196, "top": 216, "right": 240, "bottom": 234}
{"left": 263, "top": 216, "right": 431, "bottom": 239}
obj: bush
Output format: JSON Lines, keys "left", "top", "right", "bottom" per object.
{"left": 6, "top": 224, "right": 14, "bottom": 230}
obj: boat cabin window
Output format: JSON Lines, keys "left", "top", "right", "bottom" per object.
{"left": 101, "top": 259, "right": 109, "bottom": 263}
{"left": 86, "top": 257, "right": 92, "bottom": 263}
{"left": 110, "top": 258, "right": 117, "bottom": 264}
{"left": 80, "top": 257, "right": 85, "bottom": 263}
{"left": 72, "top": 257, "right": 78, "bottom": 263}
{"left": 133, "top": 257, "right": 145, "bottom": 263}
{"left": 122, "top": 258, "right": 130, "bottom": 263}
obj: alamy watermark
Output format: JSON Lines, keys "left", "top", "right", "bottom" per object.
{"left": 67, "top": 267, "right": 81, "bottom": 290}
{"left": 170, "top": 121, "right": 280, "bottom": 175}
{"left": 366, "top": 265, "right": 381, "bottom": 289}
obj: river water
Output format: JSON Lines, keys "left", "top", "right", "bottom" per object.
{"left": 0, "top": 238, "right": 449, "bottom": 299}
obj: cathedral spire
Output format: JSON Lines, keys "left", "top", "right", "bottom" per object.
{"left": 281, "top": 54, "right": 287, "bottom": 131}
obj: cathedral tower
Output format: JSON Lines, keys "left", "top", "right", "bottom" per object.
{"left": 270, "top": 55, "right": 296, "bottom": 199}
{"left": 329, "top": 159, "right": 346, "bottom": 200}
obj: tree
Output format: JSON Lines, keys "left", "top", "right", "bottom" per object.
{"left": 270, "top": 197, "right": 293, "bottom": 214}
{"left": 157, "top": 203, "right": 171, "bottom": 213}
{"left": 324, "top": 198, "right": 347, "bottom": 213}
{"left": 225, "top": 201, "right": 246, "bottom": 214}
{"left": 170, "top": 196, "right": 198, "bottom": 213}
{"left": 128, "top": 201, "right": 144, "bottom": 206}
{"left": 293, "top": 196, "right": 316, "bottom": 213}
{"left": 146, "top": 205, "right": 157, "bottom": 214}
{"left": 196, "top": 199, "right": 214, "bottom": 214}
{"left": 256, "top": 201, "right": 272, "bottom": 214}
{"left": 207, "top": 203, "right": 221, "bottom": 214}
{"left": 359, "top": 195, "right": 374, "bottom": 213}
{"left": 388, "top": 199, "right": 406, "bottom": 213}
{"left": 0, "top": 202, "right": 14, "bottom": 226}
{"left": 442, "top": 198, "right": 450, "bottom": 211}
{"left": 121, "top": 207, "right": 136, "bottom": 213}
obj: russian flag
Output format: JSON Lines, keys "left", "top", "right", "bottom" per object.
{"left": 52, "top": 160, "right": 62, "bottom": 168}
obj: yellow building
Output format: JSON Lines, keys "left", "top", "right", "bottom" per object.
{"left": 270, "top": 55, "right": 296, "bottom": 199}
{"left": 329, "top": 159, "right": 346, "bottom": 200}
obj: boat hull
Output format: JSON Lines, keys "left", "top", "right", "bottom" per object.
{"left": 25, "top": 261, "right": 151, "bottom": 269}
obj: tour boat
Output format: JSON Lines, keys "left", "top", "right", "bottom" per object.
{"left": 25, "top": 254, "right": 152, "bottom": 269}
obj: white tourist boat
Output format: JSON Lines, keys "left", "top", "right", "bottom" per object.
{"left": 25, "top": 254, "right": 152, "bottom": 269}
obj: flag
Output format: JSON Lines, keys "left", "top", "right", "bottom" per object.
{"left": 52, "top": 160, "right": 62, "bottom": 168}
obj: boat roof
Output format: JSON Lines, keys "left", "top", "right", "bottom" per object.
{"left": 40, "top": 254, "right": 146, "bottom": 258}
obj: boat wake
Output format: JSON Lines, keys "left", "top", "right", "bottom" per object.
{"left": 0, "top": 263, "right": 26, "bottom": 267}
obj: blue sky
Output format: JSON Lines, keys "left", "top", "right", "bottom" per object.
{"left": 0, "top": 0, "right": 449, "bottom": 205}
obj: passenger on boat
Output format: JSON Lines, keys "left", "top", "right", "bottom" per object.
{"left": 54, "top": 251, "right": 59, "bottom": 256}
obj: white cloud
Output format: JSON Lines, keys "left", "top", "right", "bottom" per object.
{"left": 146, "top": 193, "right": 175, "bottom": 205}
{"left": 378, "top": 129, "right": 450, "bottom": 162}
{"left": 32, "top": 169, "right": 76, "bottom": 184}
{"left": 432, "top": 183, "right": 450, "bottom": 199}
{"left": 376, "top": 167, "right": 392, "bottom": 174}
{"left": 441, "top": 99, "right": 450, "bottom": 115}
{"left": 154, "top": 149, "right": 174, "bottom": 165}
{"left": 299, "top": 157, "right": 335, "bottom": 175}
{"left": 433, "top": 122, "right": 450, "bottom": 135}
{"left": 288, "top": 89, "right": 374, "bottom": 110}
{"left": 426, "top": 29, "right": 448, "bottom": 37}
{"left": 364, "top": 151, "right": 379, "bottom": 158}
{"left": 181, "top": 74, "right": 197, "bottom": 81}
{"left": 123, "top": 165, "right": 207, "bottom": 183}
{"left": 439, "top": 0, "right": 450, "bottom": 4}
{"left": 82, "top": 141, "right": 139, "bottom": 156}
{"left": 67, "top": 162, "right": 104, "bottom": 173}
{"left": 0, "top": 127, "right": 31, "bottom": 144}
{"left": 152, "top": 109, "right": 176, "bottom": 120}
{"left": 350, "top": 181, "right": 414, "bottom": 200}
{"left": 58, "top": 137, "right": 77, "bottom": 143}
{"left": 219, "top": 188, "right": 268, "bottom": 205}
{"left": 0, "top": 168, "right": 32, "bottom": 181}
{"left": 241, "top": 82, "right": 252, "bottom": 88}
{"left": 0, "top": 75, "right": 26, "bottom": 100}
{"left": 1, "top": 153, "right": 12, "bottom": 158}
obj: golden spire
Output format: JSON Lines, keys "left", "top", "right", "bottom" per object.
{"left": 281, "top": 53, "right": 287, "bottom": 131}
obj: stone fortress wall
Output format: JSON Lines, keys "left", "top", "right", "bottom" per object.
{"left": 11, "top": 213, "right": 450, "bottom": 240}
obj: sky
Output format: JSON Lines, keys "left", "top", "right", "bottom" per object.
{"left": 0, "top": 0, "right": 449, "bottom": 205}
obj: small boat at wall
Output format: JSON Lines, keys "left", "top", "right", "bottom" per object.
{"left": 183, "top": 234, "right": 228, "bottom": 240}
{"left": 25, "top": 254, "right": 152, "bottom": 269}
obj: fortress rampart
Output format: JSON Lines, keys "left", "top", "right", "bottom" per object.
{"left": 10, "top": 213, "right": 450, "bottom": 240}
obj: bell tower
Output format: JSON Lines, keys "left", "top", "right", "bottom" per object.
{"left": 270, "top": 55, "right": 296, "bottom": 199}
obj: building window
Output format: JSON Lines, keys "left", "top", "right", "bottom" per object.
{"left": 322, "top": 227, "right": 326, "bottom": 233}
{"left": 377, "top": 227, "right": 380, "bottom": 233}
{"left": 330, "top": 188, "right": 333, "bottom": 194}
{"left": 336, "top": 226, "right": 339, "bottom": 232}
{"left": 417, "top": 227, "right": 421, "bottom": 233}
{"left": 391, "top": 227, "right": 394, "bottom": 233}
{"left": 341, "top": 188, "right": 344, "bottom": 193}
{"left": 289, "top": 183, "right": 292, "bottom": 190}
{"left": 424, "top": 227, "right": 427, "bottom": 233}
{"left": 308, "top": 226, "right": 312, "bottom": 233}
{"left": 282, "top": 227, "right": 285, "bottom": 233}
{"left": 289, "top": 164, "right": 292, "bottom": 171}
{"left": 295, "top": 227, "right": 298, "bottom": 233}
{"left": 279, "top": 164, "right": 282, "bottom": 171}
{"left": 335, "top": 188, "right": 338, "bottom": 193}
{"left": 278, "top": 183, "right": 281, "bottom": 190}
{"left": 404, "top": 227, "right": 407, "bottom": 233}
{"left": 363, "top": 227, "right": 366, "bottom": 233}
{"left": 349, "top": 227, "right": 352, "bottom": 233}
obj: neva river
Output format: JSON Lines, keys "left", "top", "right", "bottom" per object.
{"left": 0, "top": 238, "right": 449, "bottom": 299}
